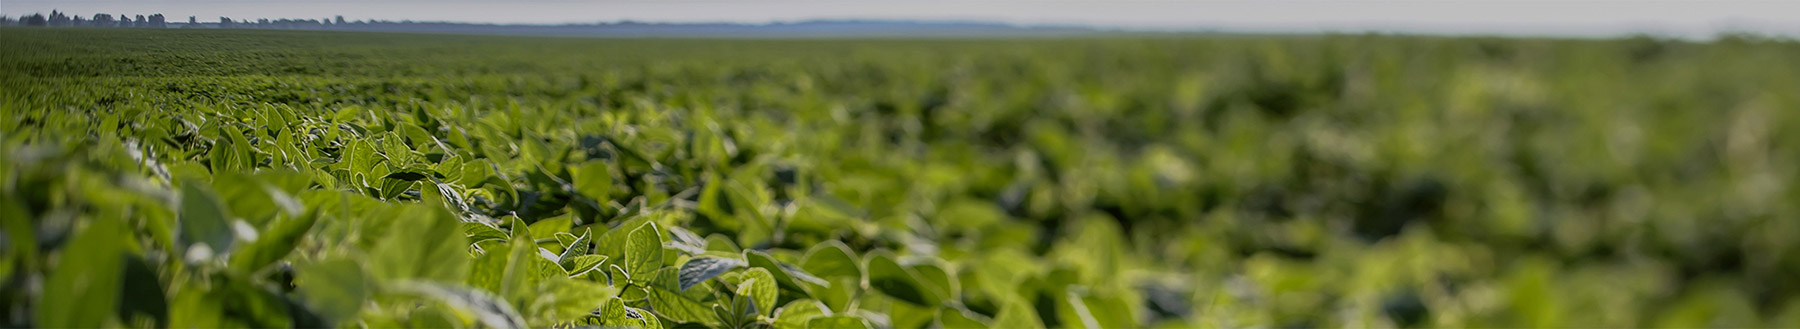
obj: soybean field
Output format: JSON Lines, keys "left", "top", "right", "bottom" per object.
{"left": 3, "top": 28, "right": 1800, "bottom": 328}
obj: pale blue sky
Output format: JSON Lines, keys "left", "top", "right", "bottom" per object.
{"left": 6, "top": 0, "right": 1799, "bottom": 38}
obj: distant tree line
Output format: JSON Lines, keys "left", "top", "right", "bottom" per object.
{"left": 2, "top": 11, "right": 169, "bottom": 27}
{"left": 0, "top": 10, "right": 1078, "bottom": 38}
{"left": 0, "top": 11, "right": 391, "bottom": 29}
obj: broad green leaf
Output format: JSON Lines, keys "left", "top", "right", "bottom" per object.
{"left": 742, "top": 268, "right": 779, "bottom": 316}
{"left": 774, "top": 299, "right": 832, "bottom": 329}
{"left": 554, "top": 232, "right": 581, "bottom": 251}
{"left": 469, "top": 240, "right": 512, "bottom": 293}
{"left": 574, "top": 160, "right": 613, "bottom": 201}
{"left": 664, "top": 225, "right": 708, "bottom": 255}
{"left": 370, "top": 205, "right": 470, "bottom": 282}
{"left": 560, "top": 254, "right": 608, "bottom": 277}
{"left": 747, "top": 250, "right": 828, "bottom": 295}
{"left": 626, "top": 222, "right": 665, "bottom": 280}
{"left": 596, "top": 217, "right": 649, "bottom": 266}
{"left": 388, "top": 281, "right": 529, "bottom": 329}
{"left": 865, "top": 251, "right": 940, "bottom": 307}
{"left": 807, "top": 315, "right": 871, "bottom": 329}
{"left": 212, "top": 172, "right": 303, "bottom": 224}
{"left": 422, "top": 181, "right": 470, "bottom": 213}
{"left": 383, "top": 170, "right": 432, "bottom": 181}
{"left": 801, "top": 241, "right": 861, "bottom": 279}
{"left": 296, "top": 259, "right": 369, "bottom": 324}
{"left": 169, "top": 283, "right": 227, "bottom": 328}
{"left": 1073, "top": 291, "right": 1135, "bottom": 329}
{"left": 528, "top": 214, "right": 572, "bottom": 242}
{"left": 937, "top": 307, "right": 990, "bottom": 329}
{"left": 648, "top": 285, "right": 722, "bottom": 326}
{"left": 816, "top": 277, "right": 859, "bottom": 314}
{"left": 38, "top": 217, "right": 125, "bottom": 328}
{"left": 170, "top": 273, "right": 297, "bottom": 328}
{"left": 557, "top": 228, "right": 593, "bottom": 261}
{"left": 725, "top": 280, "right": 762, "bottom": 327}
{"left": 649, "top": 266, "right": 686, "bottom": 292}
{"left": 229, "top": 209, "right": 320, "bottom": 273}
{"left": 117, "top": 255, "right": 169, "bottom": 327}
{"left": 911, "top": 262, "right": 958, "bottom": 303}
{"left": 535, "top": 253, "right": 568, "bottom": 280}
{"left": 465, "top": 221, "right": 510, "bottom": 242}
{"left": 600, "top": 297, "right": 658, "bottom": 328}
{"left": 500, "top": 218, "right": 544, "bottom": 302}
{"left": 179, "top": 182, "right": 236, "bottom": 257}
{"left": 534, "top": 278, "right": 618, "bottom": 321}
{"left": 993, "top": 299, "right": 1045, "bottom": 329}
{"left": 377, "top": 176, "right": 416, "bottom": 200}
{"left": 678, "top": 256, "right": 747, "bottom": 291}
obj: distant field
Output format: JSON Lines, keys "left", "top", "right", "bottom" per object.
{"left": 4, "top": 28, "right": 1800, "bottom": 328}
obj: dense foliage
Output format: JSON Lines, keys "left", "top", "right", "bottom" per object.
{"left": 3, "top": 28, "right": 1800, "bottom": 328}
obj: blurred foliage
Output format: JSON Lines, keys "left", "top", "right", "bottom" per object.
{"left": 3, "top": 28, "right": 1800, "bottom": 328}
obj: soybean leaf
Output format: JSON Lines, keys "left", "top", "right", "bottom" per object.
{"left": 179, "top": 182, "right": 235, "bottom": 257}
{"left": 678, "top": 256, "right": 746, "bottom": 291}
{"left": 807, "top": 315, "right": 871, "bottom": 329}
{"left": 600, "top": 297, "right": 659, "bottom": 328}
{"left": 527, "top": 214, "right": 572, "bottom": 242}
{"left": 647, "top": 285, "right": 722, "bottom": 326}
{"left": 295, "top": 259, "right": 369, "bottom": 324}
{"left": 554, "top": 232, "right": 581, "bottom": 251}
{"left": 370, "top": 205, "right": 470, "bottom": 283}
{"left": 596, "top": 217, "right": 649, "bottom": 267}
{"left": 747, "top": 250, "right": 828, "bottom": 294}
{"left": 993, "top": 299, "right": 1046, "bottom": 329}
{"left": 216, "top": 273, "right": 296, "bottom": 328}
{"left": 38, "top": 217, "right": 125, "bottom": 328}
{"left": 937, "top": 307, "right": 990, "bottom": 329}
{"left": 801, "top": 241, "right": 861, "bottom": 280}
{"left": 388, "top": 281, "right": 529, "bottom": 329}
{"left": 626, "top": 222, "right": 665, "bottom": 281}
{"left": 773, "top": 299, "right": 832, "bottom": 329}
{"left": 537, "top": 278, "right": 618, "bottom": 321}
{"left": 910, "top": 262, "right": 958, "bottom": 302}
{"left": 574, "top": 160, "right": 612, "bottom": 202}
{"left": 560, "top": 254, "right": 608, "bottom": 277}
{"left": 500, "top": 220, "right": 544, "bottom": 303}
{"left": 535, "top": 253, "right": 568, "bottom": 280}
{"left": 664, "top": 225, "right": 708, "bottom": 255}
{"left": 229, "top": 209, "right": 320, "bottom": 274}
{"left": 865, "top": 251, "right": 940, "bottom": 307}
{"left": 468, "top": 237, "right": 512, "bottom": 293}
{"left": 383, "top": 170, "right": 433, "bottom": 181}
{"left": 117, "top": 255, "right": 169, "bottom": 328}
{"left": 465, "top": 222, "right": 510, "bottom": 243}
{"left": 742, "top": 268, "right": 779, "bottom": 316}
{"left": 557, "top": 228, "right": 593, "bottom": 261}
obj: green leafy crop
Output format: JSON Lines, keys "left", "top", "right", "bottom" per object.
{"left": 4, "top": 28, "right": 1800, "bottom": 328}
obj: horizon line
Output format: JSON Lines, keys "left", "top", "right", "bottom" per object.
{"left": 6, "top": 8, "right": 1799, "bottom": 41}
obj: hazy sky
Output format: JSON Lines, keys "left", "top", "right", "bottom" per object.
{"left": 6, "top": 0, "right": 1799, "bottom": 38}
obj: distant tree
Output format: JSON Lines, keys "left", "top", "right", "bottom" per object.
{"left": 72, "top": 15, "right": 88, "bottom": 26}
{"left": 133, "top": 15, "right": 147, "bottom": 27}
{"left": 120, "top": 15, "right": 134, "bottom": 27}
{"left": 93, "top": 14, "right": 115, "bottom": 27}
{"left": 26, "top": 14, "right": 47, "bottom": 26}
{"left": 148, "top": 14, "right": 166, "bottom": 28}
{"left": 220, "top": 16, "right": 232, "bottom": 28}
{"left": 189, "top": 16, "right": 198, "bottom": 25}
{"left": 0, "top": 16, "right": 11, "bottom": 26}
{"left": 335, "top": 15, "right": 347, "bottom": 25}
{"left": 48, "top": 10, "right": 69, "bottom": 26}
